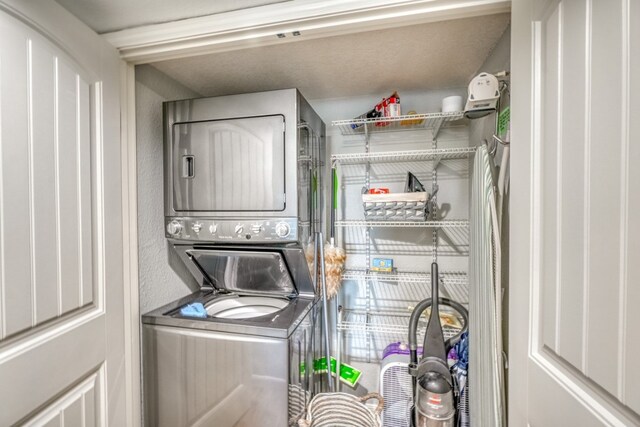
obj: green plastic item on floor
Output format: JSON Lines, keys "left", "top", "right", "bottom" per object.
{"left": 312, "top": 356, "right": 362, "bottom": 388}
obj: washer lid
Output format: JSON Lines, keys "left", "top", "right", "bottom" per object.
{"left": 186, "top": 248, "right": 296, "bottom": 296}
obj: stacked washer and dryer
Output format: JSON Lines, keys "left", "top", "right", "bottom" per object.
{"left": 142, "top": 89, "right": 327, "bottom": 427}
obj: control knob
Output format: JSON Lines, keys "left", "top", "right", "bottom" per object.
{"left": 275, "top": 222, "right": 291, "bottom": 238}
{"left": 191, "top": 222, "right": 202, "bottom": 233}
{"left": 234, "top": 224, "right": 244, "bottom": 235}
{"left": 209, "top": 223, "right": 218, "bottom": 234}
{"left": 166, "top": 220, "right": 183, "bottom": 236}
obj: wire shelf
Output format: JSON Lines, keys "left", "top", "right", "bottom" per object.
{"left": 338, "top": 312, "right": 462, "bottom": 339}
{"left": 331, "top": 147, "right": 476, "bottom": 165}
{"left": 332, "top": 111, "right": 464, "bottom": 136}
{"left": 341, "top": 269, "right": 468, "bottom": 286}
{"left": 334, "top": 219, "right": 469, "bottom": 228}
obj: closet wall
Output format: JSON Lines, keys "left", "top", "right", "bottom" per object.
{"left": 135, "top": 65, "right": 200, "bottom": 314}
{"left": 133, "top": 24, "right": 510, "bottom": 397}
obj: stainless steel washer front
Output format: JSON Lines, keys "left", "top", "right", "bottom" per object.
{"left": 143, "top": 293, "right": 319, "bottom": 427}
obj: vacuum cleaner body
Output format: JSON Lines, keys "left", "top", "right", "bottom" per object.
{"left": 408, "top": 263, "right": 468, "bottom": 427}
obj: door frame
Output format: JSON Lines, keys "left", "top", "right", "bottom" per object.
{"left": 115, "top": 1, "right": 512, "bottom": 426}
{"left": 105, "top": 0, "right": 510, "bottom": 63}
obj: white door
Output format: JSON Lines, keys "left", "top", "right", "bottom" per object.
{"left": 0, "top": 1, "right": 128, "bottom": 426}
{"left": 510, "top": 0, "right": 640, "bottom": 425}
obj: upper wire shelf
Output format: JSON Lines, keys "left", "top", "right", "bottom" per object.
{"left": 331, "top": 111, "right": 465, "bottom": 137}
{"left": 334, "top": 219, "right": 469, "bottom": 228}
{"left": 330, "top": 147, "right": 476, "bottom": 165}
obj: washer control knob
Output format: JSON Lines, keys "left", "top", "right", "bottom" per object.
{"left": 275, "top": 222, "right": 291, "bottom": 238}
{"left": 191, "top": 222, "right": 202, "bottom": 233}
{"left": 251, "top": 224, "right": 263, "bottom": 234}
{"left": 209, "top": 223, "right": 217, "bottom": 234}
{"left": 234, "top": 224, "right": 244, "bottom": 235}
{"left": 166, "top": 220, "right": 183, "bottom": 236}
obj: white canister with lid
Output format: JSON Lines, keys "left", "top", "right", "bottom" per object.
{"left": 441, "top": 95, "right": 463, "bottom": 113}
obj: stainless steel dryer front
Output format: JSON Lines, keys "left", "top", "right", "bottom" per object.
{"left": 142, "top": 245, "right": 320, "bottom": 427}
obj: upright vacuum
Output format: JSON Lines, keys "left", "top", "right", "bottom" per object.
{"left": 408, "top": 262, "right": 468, "bottom": 427}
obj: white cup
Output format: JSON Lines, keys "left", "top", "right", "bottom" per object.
{"left": 442, "top": 95, "right": 463, "bottom": 113}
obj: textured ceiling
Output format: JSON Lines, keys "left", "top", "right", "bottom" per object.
{"left": 148, "top": 13, "right": 510, "bottom": 100}
{"left": 55, "top": 0, "right": 289, "bottom": 33}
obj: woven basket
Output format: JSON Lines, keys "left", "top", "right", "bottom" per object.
{"left": 298, "top": 392, "right": 384, "bottom": 427}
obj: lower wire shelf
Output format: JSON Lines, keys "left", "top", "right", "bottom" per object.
{"left": 337, "top": 310, "right": 463, "bottom": 340}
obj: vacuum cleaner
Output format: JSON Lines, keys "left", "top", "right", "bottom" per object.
{"left": 408, "top": 262, "right": 468, "bottom": 427}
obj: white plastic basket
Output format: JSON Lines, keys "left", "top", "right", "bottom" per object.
{"left": 362, "top": 192, "right": 430, "bottom": 221}
{"left": 298, "top": 392, "right": 384, "bottom": 427}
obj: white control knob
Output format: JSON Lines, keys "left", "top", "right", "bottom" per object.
{"left": 234, "top": 224, "right": 244, "bottom": 235}
{"left": 251, "top": 224, "right": 263, "bottom": 234}
{"left": 209, "top": 223, "right": 217, "bottom": 234}
{"left": 166, "top": 220, "right": 183, "bottom": 236}
{"left": 191, "top": 222, "right": 202, "bottom": 233}
{"left": 275, "top": 222, "right": 291, "bottom": 238}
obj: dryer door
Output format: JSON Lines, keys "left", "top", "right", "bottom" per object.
{"left": 171, "top": 115, "right": 286, "bottom": 213}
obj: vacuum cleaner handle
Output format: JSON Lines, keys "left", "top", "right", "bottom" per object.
{"left": 407, "top": 297, "right": 469, "bottom": 365}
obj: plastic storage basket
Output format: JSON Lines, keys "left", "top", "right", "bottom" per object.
{"left": 362, "top": 192, "right": 431, "bottom": 221}
{"left": 298, "top": 392, "right": 384, "bottom": 427}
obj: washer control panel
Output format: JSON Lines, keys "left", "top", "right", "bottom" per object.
{"left": 166, "top": 218, "right": 299, "bottom": 243}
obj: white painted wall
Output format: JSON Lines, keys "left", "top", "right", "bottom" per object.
{"left": 135, "top": 65, "right": 200, "bottom": 314}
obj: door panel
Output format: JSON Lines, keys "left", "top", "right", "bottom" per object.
{"left": 0, "top": 17, "right": 32, "bottom": 338}
{"left": 31, "top": 41, "right": 60, "bottom": 326}
{"left": 0, "top": 9, "right": 96, "bottom": 339}
{"left": 0, "top": 1, "right": 126, "bottom": 425}
{"left": 23, "top": 368, "right": 102, "bottom": 427}
{"left": 556, "top": 0, "right": 587, "bottom": 370}
{"left": 586, "top": 0, "right": 624, "bottom": 396}
{"left": 511, "top": 0, "right": 640, "bottom": 424}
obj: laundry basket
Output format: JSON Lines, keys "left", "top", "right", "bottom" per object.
{"left": 298, "top": 392, "right": 384, "bottom": 427}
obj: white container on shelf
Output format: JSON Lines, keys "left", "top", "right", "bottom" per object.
{"left": 442, "top": 95, "right": 463, "bottom": 113}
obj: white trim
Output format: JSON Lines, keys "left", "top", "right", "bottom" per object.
{"left": 530, "top": 351, "right": 635, "bottom": 427}
{"left": 554, "top": 1, "right": 563, "bottom": 354}
{"left": 102, "top": 0, "right": 510, "bottom": 63}
{"left": 0, "top": 305, "right": 102, "bottom": 364}
{"left": 0, "top": 49, "right": 4, "bottom": 340}
{"left": 616, "top": 0, "right": 630, "bottom": 404}
{"left": 120, "top": 62, "right": 141, "bottom": 427}
{"left": 27, "top": 38, "right": 37, "bottom": 327}
{"left": 528, "top": 19, "right": 542, "bottom": 357}
{"left": 581, "top": 0, "right": 592, "bottom": 375}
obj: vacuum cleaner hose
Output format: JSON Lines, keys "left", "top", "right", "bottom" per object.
{"left": 408, "top": 298, "right": 469, "bottom": 366}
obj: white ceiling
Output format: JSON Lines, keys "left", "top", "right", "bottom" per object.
{"left": 147, "top": 13, "right": 510, "bottom": 100}
{"left": 54, "top": 0, "right": 289, "bottom": 33}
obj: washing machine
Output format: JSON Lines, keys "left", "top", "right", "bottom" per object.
{"left": 143, "top": 244, "right": 320, "bottom": 427}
